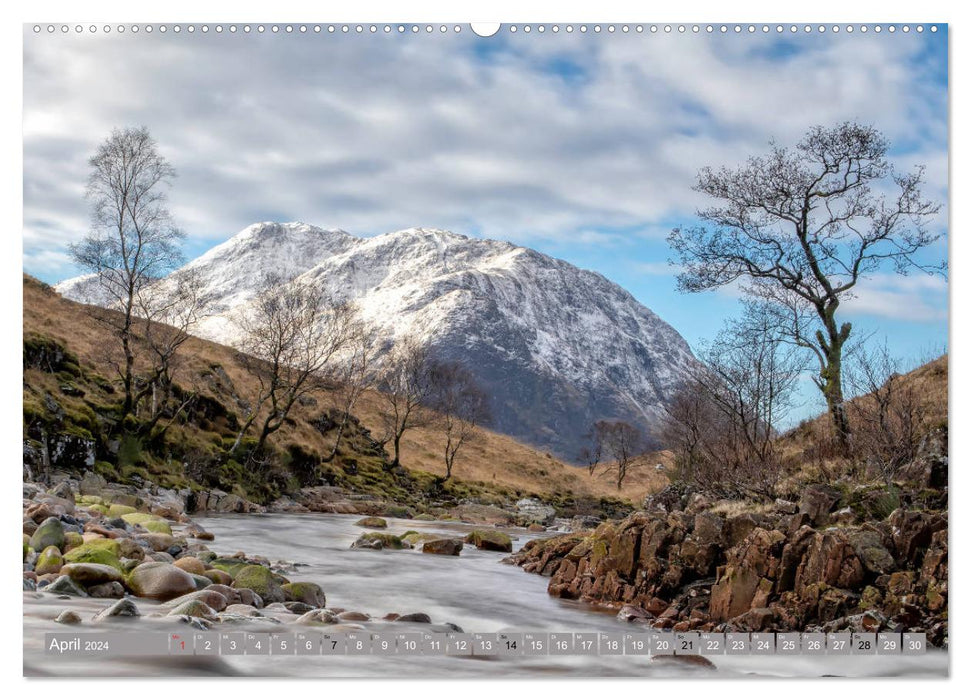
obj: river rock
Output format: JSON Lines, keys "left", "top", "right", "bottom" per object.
{"left": 337, "top": 611, "right": 370, "bottom": 622}
{"left": 173, "top": 556, "right": 207, "bottom": 576}
{"left": 355, "top": 516, "right": 388, "bottom": 529}
{"left": 35, "top": 545, "right": 64, "bottom": 575}
{"left": 203, "top": 568, "right": 234, "bottom": 585}
{"left": 87, "top": 581, "right": 126, "bottom": 598}
{"left": 232, "top": 565, "right": 286, "bottom": 604}
{"left": 293, "top": 609, "right": 339, "bottom": 625}
{"left": 224, "top": 604, "right": 261, "bottom": 617}
{"left": 163, "top": 589, "right": 230, "bottom": 612}
{"left": 516, "top": 498, "right": 556, "bottom": 525}
{"left": 54, "top": 610, "right": 82, "bottom": 625}
{"left": 281, "top": 582, "right": 326, "bottom": 608}
{"left": 47, "top": 574, "right": 88, "bottom": 597}
{"left": 92, "top": 598, "right": 141, "bottom": 621}
{"left": 60, "top": 562, "right": 123, "bottom": 584}
{"left": 63, "top": 539, "right": 122, "bottom": 571}
{"left": 421, "top": 538, "right": 463, "bottom": 556}
{"left": 465, "top": 530, "right": 512, "bottom": 552}
{"left": 235, "top": 588, "right": 264, "bottom": 608}
{"left": 167, "top": 599, "right": 218, "bottom": 620}
{"left": 396, "top": 612, "right": 432, "bottom": 623}
{"left": 30, "top": 517, "right": 66, "bottom": 551}
{"left": 351, "top": 533, "right": 410, "bottom": 550}
{"left": 127, "top": 562, "right": 198, "bottom": 601}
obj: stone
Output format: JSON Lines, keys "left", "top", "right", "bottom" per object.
{"left": 337, "top": 611, "right": 370, "bottom": 621}
{"left": 92, "top": 598, "right": 141, "bottom": 621}
{"left": 235, "top": 588, "right": 264, "bottom": 608}
{"left": 527, "top": 523, "right": 546, "bottom": 532}
{"left": 60, "top": 563, "right": 124, "bottom": 584}
{"left": 87, "top": 581, "right": 126, "bottom": 598}
{"left": 515, "top": 498, "right": 556, "bottom": 525}
{"left": 49, "top": 481, "right": 75, "bottom": 503}
{"left": 54, "top": 610, "right": 82, "bottom": 625}
{"left": 351, "top": 533, "right": 410, "bottom": 550}
{"left": 465, "top": 530, "right": 513, "bottom": 552}
{"left": 798, "top": 484, "right": 842, "bottom": 526}
{"left": 294, "top": 609, "right": 339, "bottom": 625}
{"left": 617, "top": 605, "right": 655, "bottom": 623}
{"left": 203, "top": 583, "right": 242, "bottom": 605}
{"left": 138, "top": 533, "right": 176, "bottom": 552}
{"left": 355, "top": 516, "right": 388, "bottom": 528}
{"left": 421, "top": 538, "right": 464, "bottom": 556}
{"left": 281, "top": 581, "right": 326, "bottom": 608}
{"left": 35, "top": 545, "right": 64, "bottom": 575}
{"left": 167, "top": 599, "right": 218, "bottom": 620}
{"left": 173, "top": 556, "right": 207, "bottom": 576}
{"left": 848, "top": 529, "right": 897, "bottom": 575}
{"left": 30, "top": 517, "right": 66, "bottom": 551}
{"left": 396, "top": 612, "right": 432, "bottom": 623}
{"left": 79, "top": 471, "right": 108, "bottom": 496}
{"left": 208, "top": 557, "right": 250, "bottom": 578}
{"left": 232, "top": 565, "right": 287, "bottom": 604}
{"left": 63, "top": 539, "right": 122, "bottom": 571}
{"left": 47, "top": 574, "right": 88, "bottom": 597}
{"left": 224, "top": 604, "right": 261, "bottom": 616}
{"left": 203, "top": 568, "right": 234, "bottom": 585}
{"left": 126, "top": 562, "right": 198, "bottom": 601}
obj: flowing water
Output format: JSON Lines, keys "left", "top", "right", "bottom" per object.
{"left": 23, "top": 513, "right": 948, "bottom": 678}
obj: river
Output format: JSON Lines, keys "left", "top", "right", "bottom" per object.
{"left": 23, "top": 512, "right": 948, "bottom": 678}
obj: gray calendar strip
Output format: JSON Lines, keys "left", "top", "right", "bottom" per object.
{"left": 45, "top": 632, "right": 928, "bottom": 657}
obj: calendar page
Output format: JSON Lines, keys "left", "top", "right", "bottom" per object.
{"left": 21, "top": 20, "right": 948, "bottom": 680}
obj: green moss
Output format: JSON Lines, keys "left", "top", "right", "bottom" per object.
{"left": 62, "top": 539, "right": 122, "bottom": 571}
{"left": 121, "top": 512, "right": 159, "bottom": 526}
{"left": 142, "top": 519, "right": 172, "bottom": 535}
{"left": 208, "top": 557, "right": 250, "bottom": 578}
{"left": 107, "top": 504, "right": 137, "bottom": 517}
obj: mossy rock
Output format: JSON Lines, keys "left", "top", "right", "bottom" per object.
{"left": 464, "top": 530, "right": 513, "bottom": 552}
{"left": 401, "top": 531, "right": 440, "bottom": 546}
{"left": 36, "top": 545, "right": 64, "bottom": 575}
{"left": 30, "top": 517, "right": 66, "bottom": 551}
{"left": 281, "top": 581, "right": 326, "bottom": 608}
{"left": 86, "top": 504, "right": 109, "bottom": 516}
{"left": 231, "top": 564, "right": 286, "bottom": 603}
{"left": 208, "top": 557, "right": 250, "bottom": 578}
{"left": 413, "top": 513, "right": 436, "bottom": 521}
{"left": 121, "top": 512, "right": 159, "bottom": 526}
{"left": 142, "top": 520, "right": 172, "bottom": 535}
{"left": 355, "top": 516, "right": 388, "bottom": 529}
{"left": 63, "top": 531, "right": 84, "bottom": 551}
{"left": 107, "top": 504, "right": 138, "bottom": 518}
{"left": 350, "top": 532, "right": 411, "bottom": 550}
{"left": 166, "top": 599, "right": 217, "bottom": 620}
{"left": 203, "top": 568, "right": 234, "bottom": 585}
{"left": 23, "top": 540, "right": 29, "bottom": 561}
{"left": 63, "top": 539, "right": 122, "bottom": 571}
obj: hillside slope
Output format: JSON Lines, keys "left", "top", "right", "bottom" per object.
{"left": 23, "top": 275, "right": 668, "bottom": 513}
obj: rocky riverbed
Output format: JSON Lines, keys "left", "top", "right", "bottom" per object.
{"left": 505, "top": 483, "right": 948, "bottom": 648}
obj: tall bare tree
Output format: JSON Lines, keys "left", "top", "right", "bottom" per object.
{"left": 428, "top": 361, "right": 490, "bottom": 481}
{"left": 376, "top": 337, "right": 434, "bottom": 469}
{"left": 585, "top": 420, "right": 646, "bottom": 490}
{"left": 69, "top": 126, "right": 185, "bottom": 419}
{"left": 669, "top": 122, "right": 944, "bottom": 449}
{"left": 322, "top": 320, "right": 378, "bottom": 462}
{"left": 133, "top": 269, "right": 211, "bottom": 435}
{"left": 232, "top": 276, "right": 354, "bottom": 468}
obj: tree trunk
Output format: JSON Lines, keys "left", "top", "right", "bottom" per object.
{"left": 820, "top": 325, "right": 852, "bottom": 452}
{"left": 324, "top": 413, "right": 349, "bottom": 462}
{"left": 121, "top": 331, "right": 136, "bottom": 419}
{"left": 390, "top": 433, "right": 402, "bottom": 468}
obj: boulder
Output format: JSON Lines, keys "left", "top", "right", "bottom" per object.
{"left": 798, "top": 484, "right": 842, "bottom": 526}
{"left": 421, "top": 539, "right": 464, "bottom": 556}
{"left": 30, "top": 517, "right": 66, "bottom": 551}
{"left": 351, "top": 532, "right": 410, "bottom": 550}
{"left": 203, "top": 568, "right": 234, "bottom": 585}
{"left": 127, "top": 562, "right": 198, "bottom": 601}
{"left": 515, "top": 498, "right": 556, "bottom": 525}
{"left": 54, "top": 610, "right": 82, "bottom": 625}
{"left": 173, "top": 556, "right": 208, "bottom": 576}
{"left": 355, "top": 516, "right": 388, "bottom": 529}
{"left": 294, "top": 609, "right": 339, "bottom": 625}
{"left": 847, "top": 529, "right": 897, "bottom": 575}
{"left": 465, "top": 530, "right": 512, "bottom": 552}
{"left": 87, "top": 581, "right": 126, "bottom": 598}
{"left": 92, "top": 598, "right": 140, "bottom": 621}
{"left": 281, "top": 581, "right": 326, "bottom": 608}
{"left": 63, "top": 539, "right": 122, "bottom": 571}
{"left": 35, "top": 545, "right": 64, "bottom": 575}
{"left": 232, "top": 564, "right": 286, "bottom": 604}
{"left": 47, "top": 574, "right": 88, "bottom": 597}
{"left": 59, "top": 562, "right": 124, "bottom": 584}
{"left": 396, "top": 612, "right": 432, "bottom": 623}
{"left": 79, "top": 471, "right": 108, "bottom": 496}
{"left": 167, "top": 599, "right": 218, "bottom": 620}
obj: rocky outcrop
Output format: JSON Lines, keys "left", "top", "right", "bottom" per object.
{"left": 508, "top": 489, "right": 948, "bottom": 647}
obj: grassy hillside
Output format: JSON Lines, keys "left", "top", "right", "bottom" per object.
{"left": 22, "top": 275, "right": 668, "bottom": 513}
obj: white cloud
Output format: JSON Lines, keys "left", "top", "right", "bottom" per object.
{"left": 22, "top": 29, "right": 948, "bottom": 283}
{"left": 843, "top": 273, "right": 948, "bottom": 322}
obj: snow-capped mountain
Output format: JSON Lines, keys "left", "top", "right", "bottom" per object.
{"left": 56, "top": 222, "right": 698, "bottom": 459}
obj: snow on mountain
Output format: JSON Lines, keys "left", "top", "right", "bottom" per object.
{"left": 56, "top": 222, "right": 698, "bottom": 459}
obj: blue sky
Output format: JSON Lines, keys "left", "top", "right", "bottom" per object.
{"left": 23, "top": 25, "right": 948, "bottom": 422}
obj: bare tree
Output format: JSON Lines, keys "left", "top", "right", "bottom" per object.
{"left": 69, "top": 126, "right": 185, "bottom": 420}
{"left": 131, "top": 269, "right": 211, "bottom": 436}
{"left": 661, "top": 306, "right": 804, "bottom": 499}
{"left": 376, "top": 337, "right": 434, "bottom": 469}
{"left": 845, "top": 342, "right": 928, "bottom": 483}
{"left": 669, "top": 122, "right": 944, "bottom": 450}
{"left": 586, "top": 420, "right": 647, "bottom": 490}
{"left": 428, "top": 361, "right": 490, "bottom": 481}
{"left": 232, "top": 276, "right": 354, "bottom": 469}
{"left": 322, "top": 321, "right": 378, "bottom": 462}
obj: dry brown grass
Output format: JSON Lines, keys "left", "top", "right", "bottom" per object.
{"left": 23, "top": 275, "right": 669, "bottom": 503}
